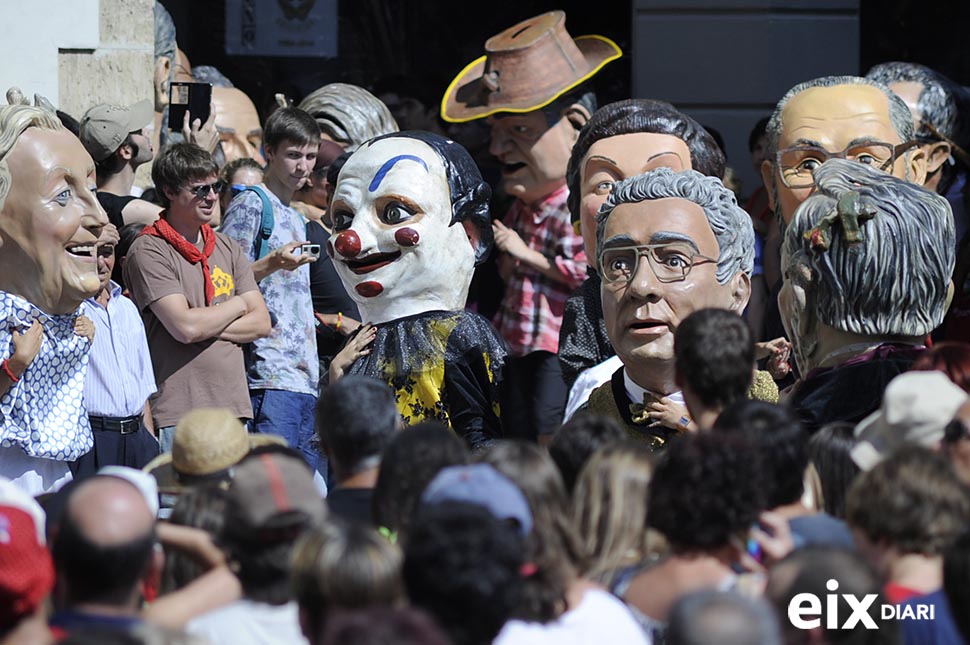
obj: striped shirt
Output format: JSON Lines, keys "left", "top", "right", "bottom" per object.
{"left": 82, "top": 282, "right": 156, "bottom": 417}
{"left": 493, "top": 185, "right": 588, "bottom": 357}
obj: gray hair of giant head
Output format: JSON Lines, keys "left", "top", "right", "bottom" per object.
{"left": 595, "top": 168, "right": 755, "bottom": 284}
{"left": 784, "top": 158, "right": 954, "bottom": 337}
{"left": 297, "top": 83, "right": 399, "bottom": 152}
{"left": 0, "top": 90, "right": 62, "bottom": 212}
{"left": 192, "top": 65, "right": 234, "bottom": 89}
{"left": 866, "top": 62, "right": 958, "bottom": 141}
{"left": 765, "top": 76, "right": 915, "bottom": 158}
{"left": 154, "top": 2, "right": 176, "bottom": 63}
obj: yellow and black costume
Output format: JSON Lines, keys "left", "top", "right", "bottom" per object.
{"left": 347, "top": 310, "right": 506, "bottom": 450}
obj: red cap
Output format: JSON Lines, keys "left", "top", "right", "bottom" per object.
{"left": 0, "top": 505, "right": 54, "bottom": 629}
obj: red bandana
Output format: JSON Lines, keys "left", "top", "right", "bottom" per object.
{"left": 140, "top": 215, "right": 217, "bottom": 305}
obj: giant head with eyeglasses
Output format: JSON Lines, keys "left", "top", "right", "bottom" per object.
{"left": 762, "top": 75, "right": 929, "bottom": 227}
{"left": 595, "top": 168, "right": 754, "bottom": 393}
{"left": 781, "top": 158, "right": 954, "bottom": 378}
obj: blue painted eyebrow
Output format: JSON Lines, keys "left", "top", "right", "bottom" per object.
{"left": 369, "top": 155, "right": 429, "bottom": 192}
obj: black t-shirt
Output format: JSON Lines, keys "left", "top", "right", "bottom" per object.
{"left": 326, "top": 487, "right": 375, "bottom": 526}
{"left": 307, "top": 222, "right": 360, "bottom": 361}
{"left": 97, "top": 192, "right": 137, "bottom": 228}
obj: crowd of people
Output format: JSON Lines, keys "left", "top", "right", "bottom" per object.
{"left": 2, "top": 3, "right": 970, "bottom": 644}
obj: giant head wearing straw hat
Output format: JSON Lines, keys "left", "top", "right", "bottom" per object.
{"left": 441, "top": 11, "right": 621, "bottom": 205}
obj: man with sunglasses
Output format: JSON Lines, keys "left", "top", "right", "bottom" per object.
{"left": 582, "top": 168, "right": 756, "bottom": 446}
{"left": 75, "top": 224, "right": 159, "bottom": 476}
{"left": 124, "top": 143, "right": 271, "bottom": 453}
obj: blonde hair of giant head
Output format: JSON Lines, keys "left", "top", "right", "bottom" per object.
{"left": 572, "top": 442, "right": 662, "bottom": 583}
{"left": 0, "top": 90, "right": 64, "bottom": 212}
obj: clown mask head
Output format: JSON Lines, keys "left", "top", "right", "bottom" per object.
{"left": 329, "top": 132, "right": 492, "bottom": 324}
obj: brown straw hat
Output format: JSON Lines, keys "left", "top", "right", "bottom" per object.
{"left": 440, "top": 10, "right": 622, "bottom": 123}
{"left": 143, "top": 408, "right": 285, "bottom": 492}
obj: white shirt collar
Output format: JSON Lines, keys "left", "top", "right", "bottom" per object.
{"left": 622, "top": 368, "right": 684, "bottom": 406}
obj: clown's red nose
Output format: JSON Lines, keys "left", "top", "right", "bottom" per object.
{"left": 334, "top": 230, "right": 362, "bottom": 258}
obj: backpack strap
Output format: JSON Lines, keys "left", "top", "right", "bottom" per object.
{"left": 242, "top": 186, "right": 275, "bottom": 260}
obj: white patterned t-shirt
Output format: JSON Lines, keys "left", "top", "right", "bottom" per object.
{"left": 0, "top": 291, "right": 92, "bottom": 460}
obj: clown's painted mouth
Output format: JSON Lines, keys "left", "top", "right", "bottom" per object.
{"left": 345, "top": 251, "right": 402, "bottom": 275}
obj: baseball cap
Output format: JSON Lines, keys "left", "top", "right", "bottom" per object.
{"left": 852, "top": 371, "right": 970, "bottom": 470}
{"left": 420, "top": 464, "right": 533, "bottom": 536}
{"left": 79, "top": 99, "right": 153, "bottom": 162}
{"left": 223, "top": 449, "right": 326, "bottom": 544}
{"left": 0, "top": 478, "right": 54, "bottom": 630}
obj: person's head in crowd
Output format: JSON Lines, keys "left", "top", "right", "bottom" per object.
{"left": 649, "top": 433, "right": 764, "bottom": 557}
{"left": 0, "top": 98, "right": 108, "bottom": 315}
{"left": 291, "top": 521, "right": 404, "bottom": 641}
{"left": 765, "top": 546, "right": 898, "bottom": 644}
{"left": 675, "top": 308, "right": 755, "bottom": 429}
{"left": 943, "top": 399, "right": 970, "bottom": 485}
{"left": 218, "top": 156, "right": 264, "bottom": 214}
{"left": 293, "top": 139, "right": 344, "bottom": 215}
{"left": 748, "top": 116, "right": 771, "bottom": 174}
{"left": 847, "top": 447, "right": 970, "bottom": 584}
{"left": 79, "top": 100, "right": 154, "bottom": 188}
{"left": 548, "top": 412, "right": 625, "bottom": 494}
{"left": 763, "top": 75, "right": 926, "bottom": 226}
{"left": 405, "top": 501, "right": 525, "bottom": 645}
{"left": 781, "top": 159, "right": 954, "bottom": 376}
{"left": 325, "top": 151, "right": 351, "bottom": 211}
{"left": 808, "top": 422, "right": 861, "bottom": 519}
{"left": 94, "top": 223, "right": 119, "bottom": 296}
{"left": 151, "top": 142, "right": 219, "bottom": 225}
{"left": 297, "top": 83, "right": 399, "bottom": 152}
{"left": 261, "top": 106, "right": 321, "bottom": 199}
{"left": 111, "top": 222, "right": 147, "bottom": 290}
{"left": 666, "top": 590, "right": 782, "bottom": 645}
{"left": 571, "top": 442, "right": 657, "bottom": 585}
{"left": 51, "top": 475, "right": 159, "bottom": 613}
{"left": 316, "top": 376, "right": 400, "bottom": 485}
{"left": 0, "top": 480, "right": 54, "bottom": 641}
{"left": 372, "top": 420, "right": 468, "bottom": 540}
{"left": 596, "top": 168, "right": 754, "bottom": 395}
{"left": 161, "top": 485, "right": 229, "bottom": 593}
{"left": 715, "top": 401, "right": 806, "bottom": 511}
{"left": 850, "top": 371, "right": 969, "bottom": 471}
{"left": 866, "top": 62, "right": 964, "bottom": 194}
{"left": 565, "top": 98, "right": 725, "bottom": 260}
{"left": 318, "top": 607, "right": 451, "bottom": 645}
{"left": 910, "top": 342, "right": 970, "bottom": 393}
{"left": 479, "top": 441, "right": 581, "bottom": 623}
{"left": 220, "top": 448, "right": 326, "bottom": 605}
{"left": 144, "top": 408, "right": 284, "bottom": 498}
{"left": 441, "top": 11, "right": 620, "bottom": 207}
{"left": 329, "top": 131, "right": 493, "bottom": 325}
{"left": 944, "top": 530, "right": 970, "bottom": 644}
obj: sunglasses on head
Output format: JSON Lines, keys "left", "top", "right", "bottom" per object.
{"left": 184, "top": 181, "right": 226, "bottom": 199}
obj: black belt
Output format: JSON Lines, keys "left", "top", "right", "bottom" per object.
{"left": 89, "top": 414, "right": 143, "bottom": 435}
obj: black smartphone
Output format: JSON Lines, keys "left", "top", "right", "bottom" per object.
{"left": 168, "top": 82, "right": 212, "bottom": 131}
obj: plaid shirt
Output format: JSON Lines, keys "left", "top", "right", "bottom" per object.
{"left": 493, "top": 185, "right": 588, "bottom": 357}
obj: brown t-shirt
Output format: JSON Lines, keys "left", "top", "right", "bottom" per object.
{"left": 123, "top": 232, "right": 258, "bottom": 426}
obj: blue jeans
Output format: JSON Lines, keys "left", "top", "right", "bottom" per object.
{"left": 249, "top": 389, "right": 322, "bottom": 474}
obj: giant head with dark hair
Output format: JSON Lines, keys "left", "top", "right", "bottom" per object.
{"left": 316, "top": 375, "right": 400, "bottom": 481}
{"left": 781, "top": 158, "right": 954, "bottom": 375}
{"left": 567, "top": 99, "right": 726, "bottom": 261}
{"left": 330, "top": 131, "right": 492, "bottom": 324}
